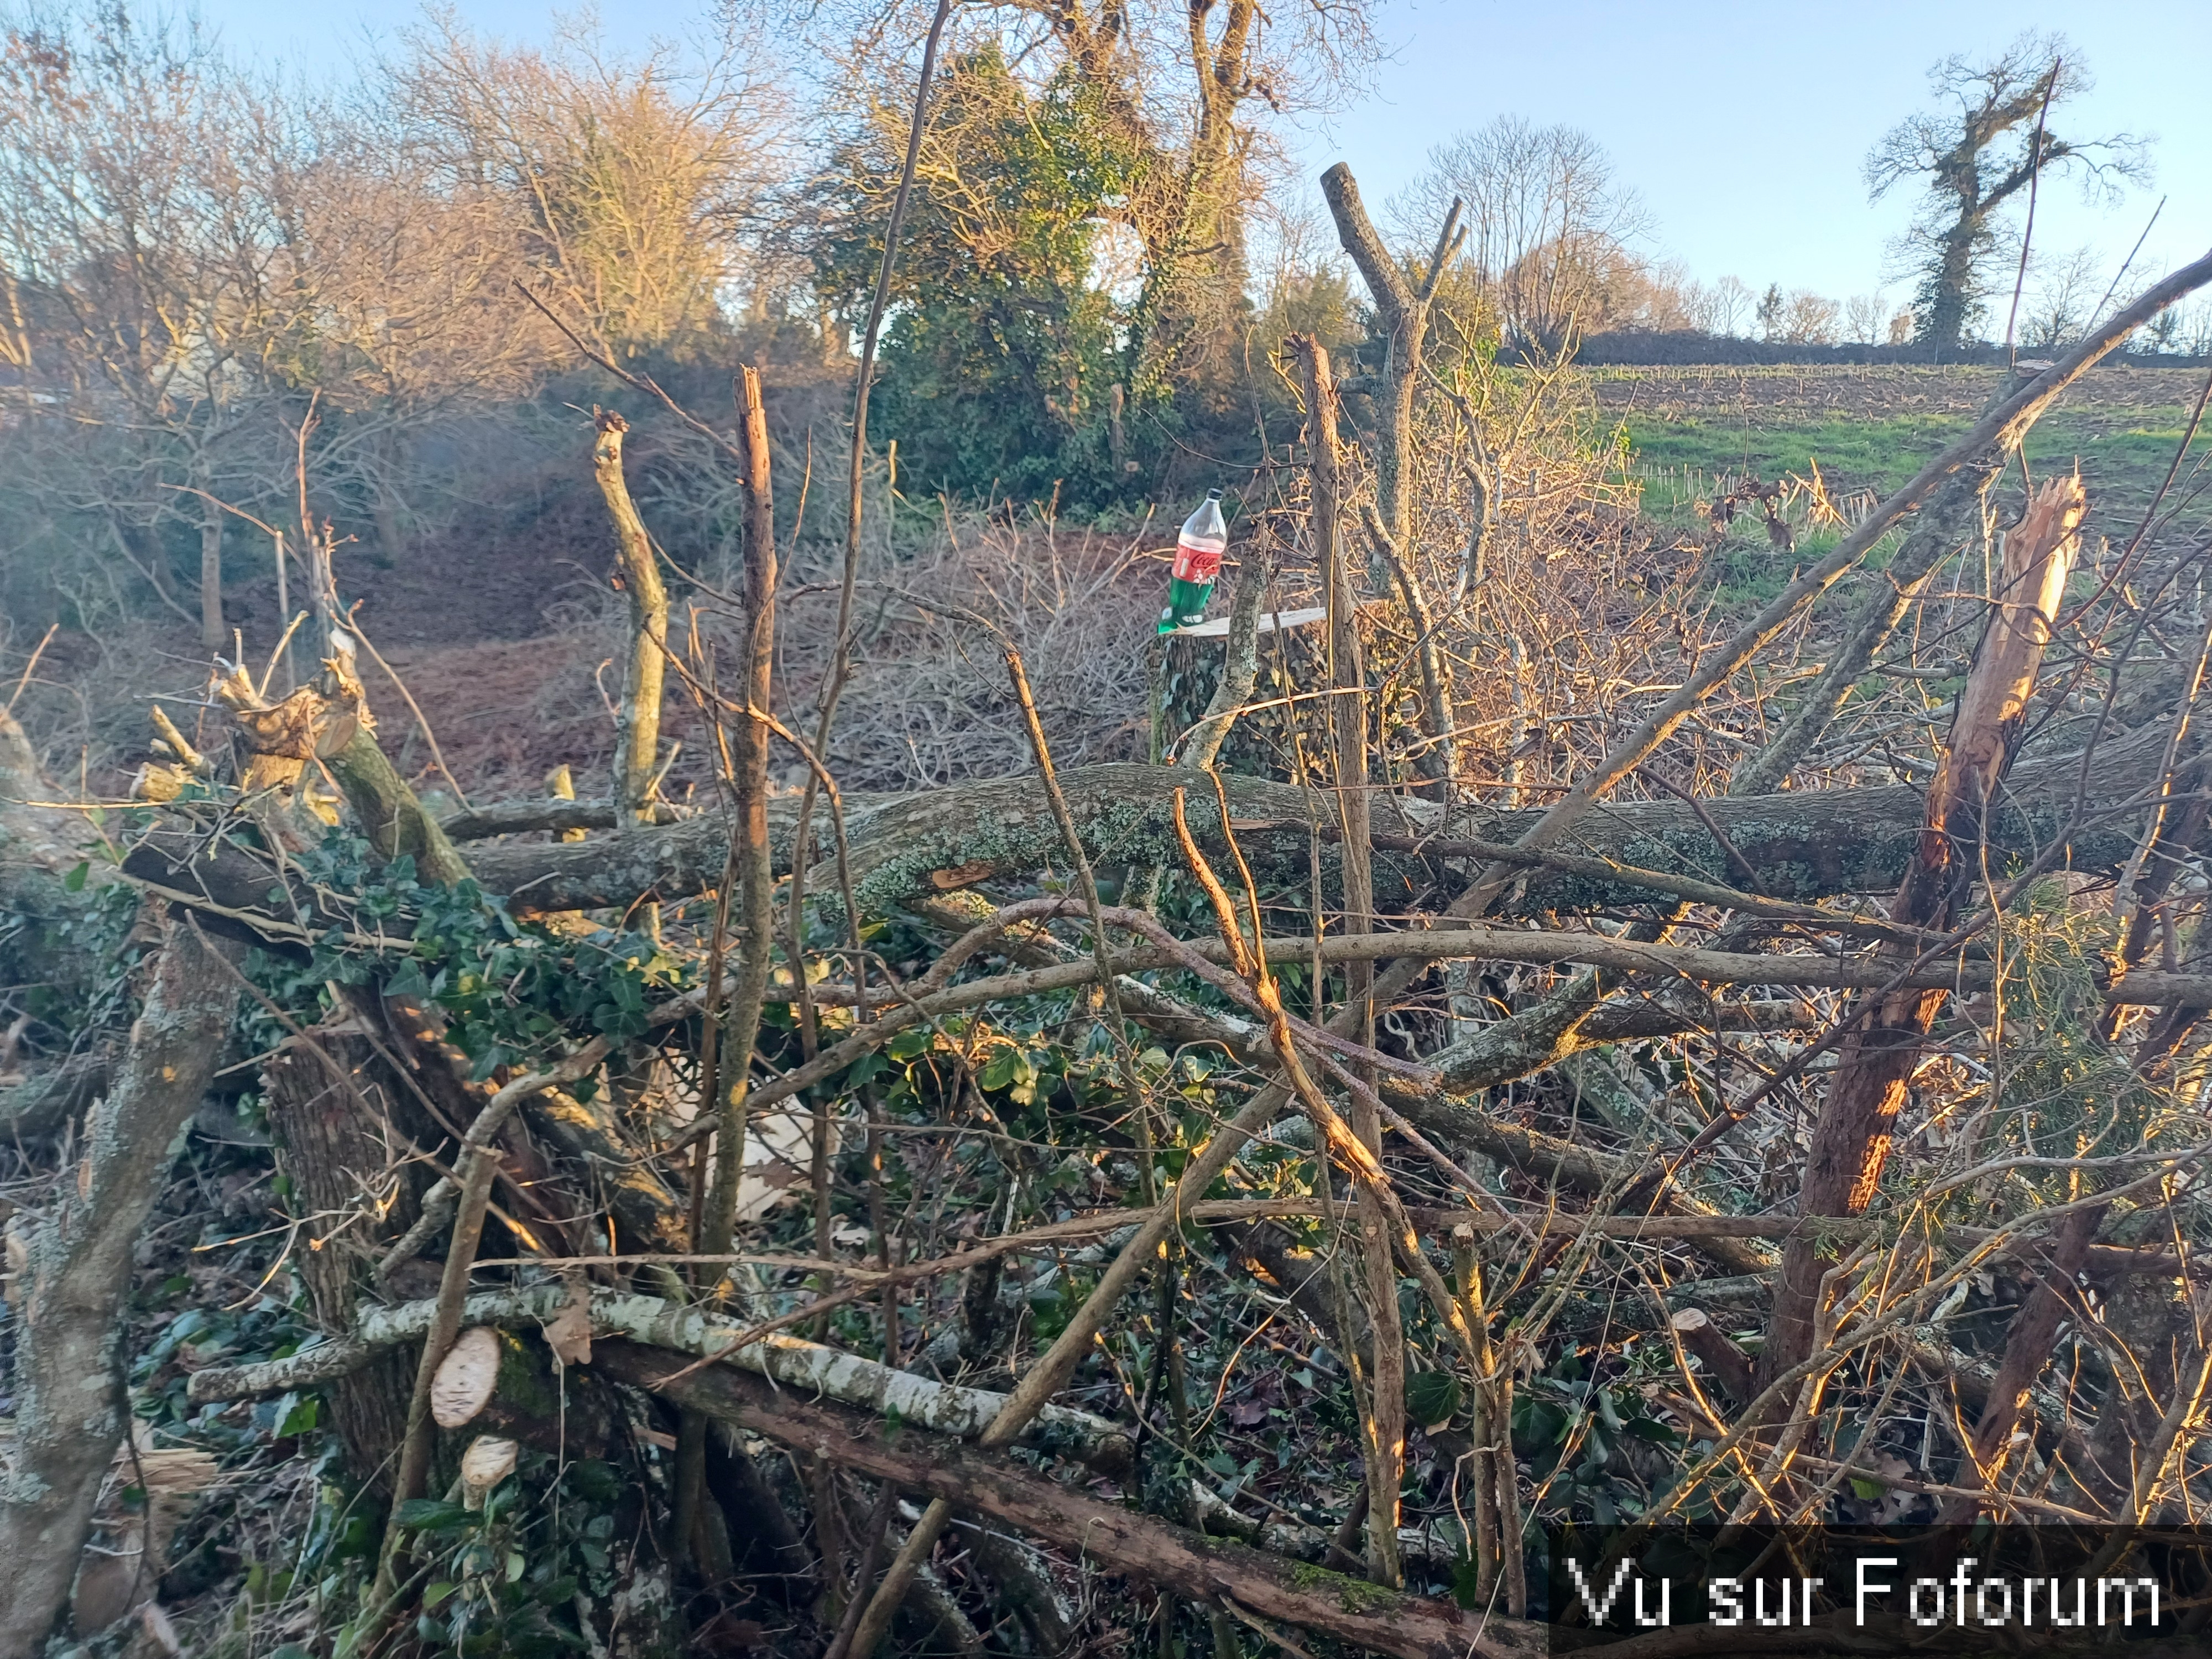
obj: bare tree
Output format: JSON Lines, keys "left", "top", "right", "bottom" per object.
{"left": 1866, "top": 32, "right": 2148, "bottom": 352}
{"left": 1403, "top": 117, "right": 1649, "bottom": 353}
{"left": 1843, "top": 291, "right": 1886, "bottom": 343}
{"left": 258, "top": 124, "right": 565, "bottom": 560}
{"left": 2018, "top": 244, "right": 2104, "bottom": 349}
{"left": 0, "top": 2, "right": 307, "bottom": 644}
{"left": 1687, "top": 274, "right": 1755, "bottom": 336}
{"left": 388, "top": 13, "right": 784, "bottom": 361}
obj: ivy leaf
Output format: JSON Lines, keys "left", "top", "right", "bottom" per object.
{"left": 1451, "top": 1552, "right": 1485, "bottom": 1610}
{"left": 393, "top": 1499, "right": 476, "bottom": 1532}
{"left": 1405, "top": 1371, "right": 1462, "bottom": 1429}
{"left": 385, "top": 958, "right": 432, "bottom": 1000}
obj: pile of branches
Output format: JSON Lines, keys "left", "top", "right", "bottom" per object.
{"left": 3, "top": 212, "right": 2212, "bottom": 1659}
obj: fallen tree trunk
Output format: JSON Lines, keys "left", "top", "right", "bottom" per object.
{"left": 450, "top": 716, "right": 2178, "bottom": 918}
{"left": 122, "top": 712, "right": 2180, "bottom": 942}
{"left": 593, "top": 1340, "right": 1545, "bottom": 1659}
{"left": 0, "top": 1047, "right": 111, "bottom": 1142}
{"left": 185, "top": 1285, "right": 1133, "bottom": 1474}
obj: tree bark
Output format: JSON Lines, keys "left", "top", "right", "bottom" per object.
{"left": 199, "top": 488, "right": 225, "bottom": 650}
{"left": 0, "top": 910, "right": 241, "bottom": 1659}
{"left": 323, "top": 727, "right": 471, "bottom": 886}
{"left": 593, "top": 410, "right": 668, "bottom": 828}
{"left": 1318, "top": 169, "right": 1462, "bottom": 792}
{"left": 1291, "top": 331, "right": 1401, "bottom": 1584}
{"left": 698, "top": 365, "right": 778, "bottom": 1268}
{"left": 190, "top": 1284, "right": 1133, "bottom": 1473}
{"left": 262, "top": 1032, "right": 421, "bottom": 1493}
{"left": 446, "top": 713, "right": 2180, "bottom": 922}
{"left": 1934, "top": 1202, "right": 2105, "bottom": 1520}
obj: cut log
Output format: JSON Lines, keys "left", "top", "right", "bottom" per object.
{"left": 1669, "top": 1307, "right": 1757, "bottom": 1404}
{"left": 184, "top": 1285, "right": 1134, "bottom": 1474}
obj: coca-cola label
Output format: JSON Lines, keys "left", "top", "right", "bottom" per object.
{"left": 1172, "top": 540, "right": 1223, "bottom": 585}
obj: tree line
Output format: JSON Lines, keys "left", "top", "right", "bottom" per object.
{"left": 2, "top": 8, "right": 2192, "bottom": 656}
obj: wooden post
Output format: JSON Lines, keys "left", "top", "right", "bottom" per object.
{"left": 593, "top": 409, "right": 668, "bottom": 828}
{"left": 1321, "top": 164, "right": 1464, "bottom": 795}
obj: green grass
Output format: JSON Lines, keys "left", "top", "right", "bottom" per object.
{"left": 1623, "top": 413, "right": 1965, "bottom": 495}
{"left": 1622, "top": 404, "right": 2205, "bottom": 560}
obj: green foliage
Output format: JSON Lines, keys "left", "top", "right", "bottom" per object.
{"left": 1510, "top": 1342, "right": 1683, "bottom": 1523}
{"left": 366, "top": 1452, "right": 618, "bottom": 1656}
{"left": 252, "top": 832, "right": 687, "bottom": 1081}
{"left": 813, "top": 48, "right": 1147, "bottom": 504}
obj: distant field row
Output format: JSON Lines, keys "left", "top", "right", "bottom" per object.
{"left": 1593, "top": 362, "right": 2206, "bottom": 421}
{"left": 1608, "top": 364, "right": 2208, "bottom": 541}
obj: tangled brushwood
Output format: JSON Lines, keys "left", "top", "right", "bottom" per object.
{"left": 7, "top": 158, "right": 2212, "bottom": 1659}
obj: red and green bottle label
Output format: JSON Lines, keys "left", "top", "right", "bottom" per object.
{"left": 1159, "top": 494, "right": 1228, "bottom": 633}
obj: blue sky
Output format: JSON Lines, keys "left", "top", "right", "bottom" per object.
{"left": 192, "top": 0, "right": 2211, "bottom": 308}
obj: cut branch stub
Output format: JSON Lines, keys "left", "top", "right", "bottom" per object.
{"left": 460, "top": 1434, "right": 519, "bottom": 1510}
{"left": 430, "top": 1326, "right": 502, "bottom": 1428}
{"left": 593, "top": 407, "right": 669, "bottom": 830}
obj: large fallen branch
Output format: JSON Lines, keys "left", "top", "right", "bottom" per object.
{"left": 447, "top": 715, "right": 2178, "bottom": 917}
{"left": 185, "top": 1285, "right": 1132, "bottom": 1473}
{"left": 594, "top": 1341, "right": 1545, "bottom": 1659}
{"left": 1771, "top": 474, "right": 2085, "bottom": 1388}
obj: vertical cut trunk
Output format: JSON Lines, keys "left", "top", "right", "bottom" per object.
{"left": 1291, "top": 332, "right": 1402, "bottom": 1587}
{"left": 1321, "top": 164, "right": 1459, "bottom": 795}
{"left": 1766, "top": 474, "right": 2085, "bottom": 1385}
{"left": 699, "top": 368, "right": 778, "bottom": 1264}
{"left": 593, "top": 410, "right": 669, "bottom": 828}
{"left": 262, "top": 1034, "right": 422, "bottom": 1493}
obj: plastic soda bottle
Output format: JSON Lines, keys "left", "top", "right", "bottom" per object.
{"left": 1158, "top": 489, "right": 1228, "bottom": 633}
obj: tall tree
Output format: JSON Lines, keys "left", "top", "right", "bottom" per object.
{"left": 1866, "top": 33, "right": 2146, "bottom": 353}
{"left": 804, "top": 0, "right": 1379, "bottom": 489}
{"left": 0, "top": 2, "right": 305, "bottom": 644}
{"left": 1404, "top": 117, "right": 1648, "bottom": 354}
{"left": 811, "top": 46, "right": 1142, "bottom": 500}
